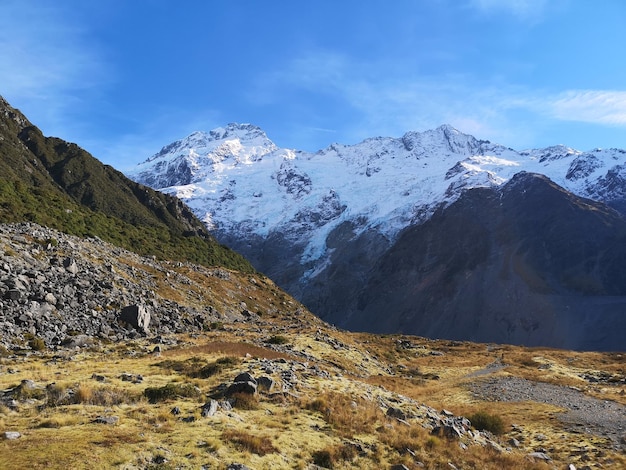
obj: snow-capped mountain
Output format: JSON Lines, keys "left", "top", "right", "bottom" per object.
{"left": 128, "top": 124, "right": 626, "bottom": 350}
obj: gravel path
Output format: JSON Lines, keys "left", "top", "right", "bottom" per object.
{"left": 469, "top": 376, "right": 626, "bottom": 449}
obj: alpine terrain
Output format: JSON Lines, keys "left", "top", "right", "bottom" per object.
{"left": 129, "top": 124, "right": 626, "bottom": 351}
{"left": 1, "top": 96, "right": 625, "bottom": 470}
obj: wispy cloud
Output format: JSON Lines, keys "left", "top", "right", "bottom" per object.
{"left": 543, "top": 90, "right": 626, "bottom": 126}
{"left": 253, "top": 50, "right": 626, "bottom": 150}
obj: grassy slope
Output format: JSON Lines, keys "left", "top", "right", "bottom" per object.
{"left": 0, "top": 96, "right": 252, "bottom": 271}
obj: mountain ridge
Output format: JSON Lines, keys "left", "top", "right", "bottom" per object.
{"left": 129, "top": 123, "right": 626, "bottom": 350}
{"left": 0, "top": 96, "right": 253, "bottom": 271}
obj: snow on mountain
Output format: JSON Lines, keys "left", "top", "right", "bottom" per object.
{"left": 127, "top": 123, "right": 626, "bottom": 272}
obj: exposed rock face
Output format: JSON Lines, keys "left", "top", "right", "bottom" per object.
{"left": 345, "top": 173, "right": 626, "bottom": 351}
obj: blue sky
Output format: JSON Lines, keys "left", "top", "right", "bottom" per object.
{"left": 1, "top": 0, "right": 625, "bottom": 170}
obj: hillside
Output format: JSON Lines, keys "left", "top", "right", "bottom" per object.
{"left": 0, "top": 223, "right": 624, "bottom": 469}
{"left": 0, "top": 96, "right": 252, "bottom": 271}
{"left": 0, "top": 97, "right": 624, "bottom": 469}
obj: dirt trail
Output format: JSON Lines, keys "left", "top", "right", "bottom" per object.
{"left": 469, "top": 376, "right": 626, "bottom": 449}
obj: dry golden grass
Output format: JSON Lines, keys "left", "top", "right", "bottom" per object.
{"left": 0, "top": 324, "right": 623, "bottom": 470}
{"left": 221, "top": 429, "right": 278, "bottom": 456}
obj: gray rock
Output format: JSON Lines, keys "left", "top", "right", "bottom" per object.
{"left": 63, "top": 257, "right": 79, "bottom": 275}
{"left": 226, "top": 464, "right": 251, "bottom": 470}
{"left": 4, "top": 289, "right": 21, "bottom": 301}
{"left": 386, "top": 407, "right": 407, "bottom": 420}
{"left": 119, "top": 304, "right": 150, "bottom": 333}
{"left": 227, "top": 381, "right": 257, "bottom": 396}
{"left": 2, "top": 431, "right": 21, "bottom": 440}
{"left": 233, "top": 372, "right": 257, "bottom": 385}
{"left": 528, "top": 452, "right": 551, "bottom": 461}
{"left": 201, "top": 399, "right": 219, "bottom": 417}
{"left": 508, "top": 437, "right": 521, "bottom": 448}
{"left": 92, "top": 416, "right": 119, "bottom": 425}
{"left": 257, "top": 376, "right": 275, "bottom": 392}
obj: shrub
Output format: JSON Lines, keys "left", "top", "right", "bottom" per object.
{"left": 306, "top": 392, "right": 382, "bottom": 437}
{"left": 266, "top": 335, "right": 289, "bottom": 345}
{"left": 191, "top": 356, "right": 240, "bottom": 379}
{"left": 29, "top": 337, "right": 46, "bottom": 351}
{"left": 311, "top": 444, "right": 357, "bottom": 469}
{"left": 468, "top": 411, "right": 505, "bottom": 435}
{"left": 144, "top": 383, "right": 201, "bottom": 403}
{"left": 230, "top": 391, "right": 259, "bottom": 410}
{"left": 312, "top": 450, "right": 334, "bottom": 468}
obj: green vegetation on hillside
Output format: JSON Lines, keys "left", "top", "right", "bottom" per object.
{"left": 0, "top": 96, "right": 253, "bottom": 272}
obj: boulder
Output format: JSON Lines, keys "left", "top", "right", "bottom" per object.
{"left": 119, "top": 305, "right": 150, "bottom": 333}
{"left": 233, "top": 372, "right": 257, "bottom": 385}
{"left": 2, "top": 431, "right": 21, "bottom": 440}
{"left": 201, "top": 399, "right": 219, "bottom": 417}
{"left": 227, "top": 381, "right": 257, "bottom": 396}
{"left": 257, "top": 376, "right": 276, "bottom": 392}
{"left": 62, "top": 257, "right": 79, "bottom": 275}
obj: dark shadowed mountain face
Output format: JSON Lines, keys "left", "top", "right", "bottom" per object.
{"left": 341, "top": 173, "right": 626, "bottom": 351}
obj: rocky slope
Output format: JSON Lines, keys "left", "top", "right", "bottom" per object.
{"left": 0, "top": 222, "right": 297, "bottom": 351}
{"left": 129, "top": 124, "right": 626, "bottom": 350}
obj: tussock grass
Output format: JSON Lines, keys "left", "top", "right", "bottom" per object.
{"left": 143, "top": 383, "right": 201, "bottom": 403}
{"left": 306, "top": 391, "right": 383, "bottom": 437}
{"left": 229, "top": 391, "right": 260, "bottom": 410}
{"left": 0, "top": 329, "right": 623, "bottom": 470}
{"left": 467, "top": 410, "right": 506, "bottom": 435}
{"left": 221, "top": 429, "right": 278, "bottom": 456}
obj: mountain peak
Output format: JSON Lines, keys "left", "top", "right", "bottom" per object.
{"left": 0, "top": 95, "right": 31, "bottom": 130}
{"left": 208, "top": 122, "right": 268, "bottom": 142}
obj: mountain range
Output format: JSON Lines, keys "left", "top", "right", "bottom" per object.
{"left": 129, "top": 123, "right": 626, "bottom": 351}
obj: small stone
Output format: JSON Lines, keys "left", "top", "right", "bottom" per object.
{"left": 92, "top": 416, "right": 119, "bottom": 425}
{"left": 528, "top": 451, "right": 551, "bottom": 461}
{"left": 3, "top": 431, "right": 21, "bottom": 440}
{"left": 226, "top": 464, "right": 251, "bottom": 470}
